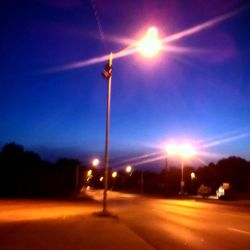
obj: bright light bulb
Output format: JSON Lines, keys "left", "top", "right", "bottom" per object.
{"left": 179, "top": 143, "right": 195, "bottom": 159}
{"left": 165, "top": 144, "right": 178, "bottom": 156}
{"left": 191, "top": 172, "right": 196, "bottom": 180}
{"left": 92, "top": 158, "right": 100, "bottom": 167}
{"left": 138, "top": 27, "right": 162, "bottom": 58}
{"left": 126, "top": 165, "right": 132, "bottom": 173}
{"left": 87, "top": 170, "right": 92, "bottom": 177}
{"left": 112, "top": 171, "right": 117, "bottom": 178}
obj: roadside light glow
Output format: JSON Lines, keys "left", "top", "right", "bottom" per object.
{"left": 179, "top": 143, "right": 195, "bottom": 159}
{"left": 165, "top": 144, "right": 178, "bottom": 156}
{"left": 138, "top": 27, "right": 162, "bottom": 58}
{"left": 191, "top": 172, "right": 196, "bottom": 180}
{"left": 165, "top": 143, "right": 195, "bottom": 158}
{"left": 126, "top": 165, "right": 132, "bottom": 173}
{"left": 112, "top": 171, "right": 117, "bottom": 178}
{"left": 87, "top": 170, "right": 92, "bottom": 177}
{"left": 100, "top": 176, "right": 103, "bottom": 182}
{"left": 92, "top": 158, "right": 100, "bottom": 167}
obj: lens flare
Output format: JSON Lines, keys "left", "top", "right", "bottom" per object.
{"left": 165, "top": 144, "right": 178, "bottom": 156}
{"left": 41, "top": 4, "right": 249, "bottom": 74}
{"left": 201, "top": 132, "right": 250, "bottom": 148}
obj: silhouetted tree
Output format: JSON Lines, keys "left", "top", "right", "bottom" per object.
{"left": 1, "top": 142, "right": 250, "bottom": 198}
{"left": 0, "top": 143, "right": 83, "bottom": 197}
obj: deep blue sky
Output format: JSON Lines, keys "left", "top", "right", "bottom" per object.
{"left": 1, "top": 0, "right": 250, "bottom": 168}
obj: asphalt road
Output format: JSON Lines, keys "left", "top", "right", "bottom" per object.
{"left": 89, "top": 190, "right": 250, "bottom": 250}
{"left": 0, "top": 192, "right": 249, "bottom": 250}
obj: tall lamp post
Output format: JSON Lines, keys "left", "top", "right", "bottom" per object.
{"left": 179, "top": 144, "right": 195, "bottom": 195}
{"left": 101, "top": 27, "right": 162, "bottom": 215}
{"left": 102, "top": 52, "right": 112, "bottom": 215}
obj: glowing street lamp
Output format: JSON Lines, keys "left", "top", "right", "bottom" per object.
{"left": 191, "top": 172, "right": 196, "bottom": 180}
{"left": 165, "top": 143, "right": 179, "bottom": 156}
{"left": 112, "top": 171, "right": 117, "bottom": 178}
{"left": 101, "top": 27, "right": 162, "bottom": 215}
{"left": 92, "top": 158, "right": 100, "bottom": 167}
{"left": 179, "top": 144, "right": 196, "bottom": 159}
{"left": 87, "top": 169, "right": 92, "bottom": 177}
{"left": 138, "top": 27, "right": 162, "bottom": 58}
{"left": 165, "top": 143, "right": 195, "bottom": 195}
{"left": 125, "top": 165, "right": 132, "bottom": 174}
{"left": 86, "top": 169, "right": 93, "bottom": 185}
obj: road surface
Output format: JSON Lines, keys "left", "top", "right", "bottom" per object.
{"left": 0, "top": 191, "right": 250, "bottom": 250}
{"left": 88, "top": 189, "right": 250, "bottom": 250}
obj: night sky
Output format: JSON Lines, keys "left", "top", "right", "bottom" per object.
{"left": 1, "top": 0, "right": 250, "bottom": 168}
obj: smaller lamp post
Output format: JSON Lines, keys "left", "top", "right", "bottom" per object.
{"left": 165, "top": 143, "right": 195, "bottom": 195}
{"left": 191, "top": 172, "right": 196, "bottom": 180}
{"left": 125, "top": 165, "right": 132, "bottom": 175}
{"left": 111, "top": 171, "right": 117, "bottom": 190}
{"left": 92, "top": 158, "right": 100, "bottom": 167}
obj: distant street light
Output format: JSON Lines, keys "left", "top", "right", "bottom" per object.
{"left": 92, "top": 158, "right": 100, "bottom": 167}
{"left": 87, "top": 169, "right": 92, "bottom": 177}
{"left": 122, "top": 165, "right": 132, "bottom": 191}
{"left": 190, "top": 172, "right": 196, "bottom": 195}
{"left": 101, "top": 27, "right": 162, "bottom": 215}
{"left": 165, "top": 143, "right": 195, "bottom": 195}
{"left": 86, "top": 169, "right": 93, "bottom": 186}
{"left": 112, "top": 171, "right": 117, "bottom": 178}
{"left": 111, "top": 171, "right": 117, "bottom": 190}
{"left": 191, "top": 172, "right": 196, "bottom": 180}
{"left": 125, "top": 165, "right": 132, "bottom": 174}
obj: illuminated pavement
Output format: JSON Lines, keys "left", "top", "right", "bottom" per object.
{"left": 0, "top": 193, "right": 250, "bottom": 250}
{"left": 0, "top": 198, "right": 153, "bottom": 250}
{"left": 88, "top": 190, "right": 250, "bottom": 250}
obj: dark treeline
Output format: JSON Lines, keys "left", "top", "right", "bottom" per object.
{"left": 0, "top": 143, "right": 86, "bottom": 197}
{"left": 94, "top": 158, "right": 250, "bottom": 198}
{"left": 1, "top": 143, "right": 250, "bottom": 198}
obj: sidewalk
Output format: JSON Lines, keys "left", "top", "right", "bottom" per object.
{"left": 76, "top": 214, "right": 154, "bottom": 250}
{"left": 0, "top": 197, "right": 154, "bottom": 250}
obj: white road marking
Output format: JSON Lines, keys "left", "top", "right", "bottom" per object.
{"left": 228, "top": 227, "right": 250, "bottom": 236}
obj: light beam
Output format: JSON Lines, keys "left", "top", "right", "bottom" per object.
{"left": 42, "top": 4, "right": 249, "bottom": 74}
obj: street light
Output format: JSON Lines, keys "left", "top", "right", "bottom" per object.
{"left": 86, "top": 169, "right": 93, "bottom": 187}
{"left": 111, "top": 171, "right": 117, "bottom": 190}
{"left": 112, "top": 171, "right": 117, "bottom": 178}
{"left": 92, "top": 158, "right": 100, "bottom": 167}
{"left": 165, "top": 143, "right": 195, "bottom": 195}
{"left": 191, "top": 172, "right": 196, "bottom": 180}
{"left": 101, "top": 27, "right": 162, "bottom": 215}
{"left": 125, "top": 165, "right": 132, "bottom": 174}
{"left": 138, "top": 27, "right": 162, "bottom": 58}
{"left": 190, "top": 172, "right": 196, "bottom": 195}
{"left": 122, "top": 165, "right": 132, "bottom": 191}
